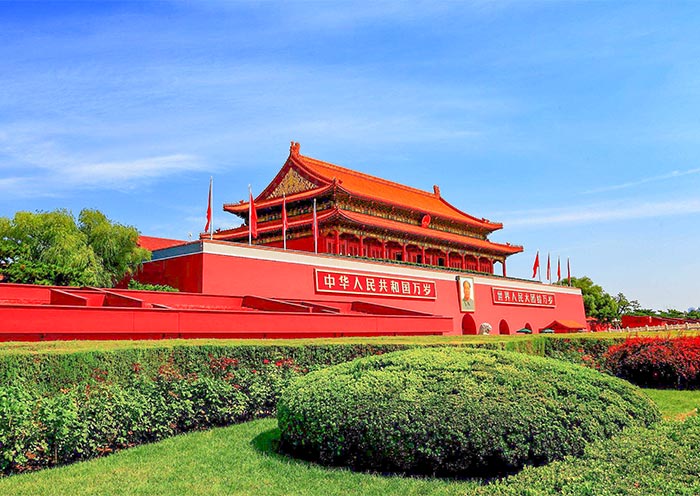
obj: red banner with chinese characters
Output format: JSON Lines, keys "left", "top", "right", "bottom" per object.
{"left": 315, "top": 269, "right": 437, "bottom": 300}
{"left": 492, "top": 287, "right": 556, "bottom": 307}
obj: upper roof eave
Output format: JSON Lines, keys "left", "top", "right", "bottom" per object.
{"left": 293, "top": 153, "right": 503, "bottom": 231}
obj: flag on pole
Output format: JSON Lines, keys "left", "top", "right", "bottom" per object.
{"left": 312, "top": 198, "right": 318, "bottom": 253}
{"left": 532, "top": 251, "right": 540, "bottom": 279}
{"left": 248, "top": 187, "right": 258, "bottom": 243}
{"left": 546, "top": 253, "right": 551, "bottom": 282}
{"left": 282, "top": 194, "right": 288, "bottom": 250}
{"left": 204, "top": 177, "right": 213, "bottom": 237}
{"left": 557, "top": 256, "right": 561, "bottom": 282}
{"left": 567, "top": 257, "right": 571, "bottom": 286}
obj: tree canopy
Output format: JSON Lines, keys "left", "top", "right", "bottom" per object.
{"left": 561, "top": 276, "right": 618, "bottom": 324}
{"left": 0, "top": 209, "right": 150, "bottom": 287}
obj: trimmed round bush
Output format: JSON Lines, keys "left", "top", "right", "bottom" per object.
{"left": 277, "top": 347, "right": 661, "bottom": 477}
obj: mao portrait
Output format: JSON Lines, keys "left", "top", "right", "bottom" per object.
{"left": 458, "top": 276, "right": 475, "bottom": 312}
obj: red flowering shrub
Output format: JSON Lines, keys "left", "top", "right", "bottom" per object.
{"left": 604, "top": 336, "right": 700, "bottom": 389}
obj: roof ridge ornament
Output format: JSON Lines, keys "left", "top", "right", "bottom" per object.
{"left": 433, "top": 185, "right": 441, "bottom": 198}
{"left": 290, "top": 141, "right": 301, "bottom": 157}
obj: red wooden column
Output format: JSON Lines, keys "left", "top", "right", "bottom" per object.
{"left": 476, "top": 257, "right": 481, "bottom": 272}
{"left": 503, "top": 259, "right": 507, "bottom": 277}
{"left": 402, "top": 244, "right": 407, "bottom": 261}
{"left": 421, "top": 246, "right": 426, "bottom": 264}
{"left": 461, "top": 253, "right": 466, "bottom": 270}
{"left": 359, "top": 236, "right": 364, "bottom": 257}
{"left": 335, "top": 231, "right": 340, "bottom": 255}
{"left": 382, "top": 240, "right": 387, "bottom": 259}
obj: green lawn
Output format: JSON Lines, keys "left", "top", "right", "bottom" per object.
{"left": 0, "top": 419, "right": 480, "bottom": 496}
{"left": 644, "top": 388, "right": 700, "bottom": 419}
{"left": 1, "top": 388, "right": 698, "bottom": 496}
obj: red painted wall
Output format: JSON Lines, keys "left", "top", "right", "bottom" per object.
{"left": 0, "top": 282, "right": 451, "bottom": 340}
{"left": 145, "top": 242, "right": 586, "bottom": 335}
{"left": 138, "top": 253, "right": 204, "bottom": 293}
{"left": 0, "top": 304, "right": 449, "bottom": 341}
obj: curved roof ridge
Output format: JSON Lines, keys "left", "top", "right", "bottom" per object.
{"left": 436, "top": 196, "right": 503, "bottom": 229}
{"left": 298, "top": 154, "right": 441, "bottom": 199}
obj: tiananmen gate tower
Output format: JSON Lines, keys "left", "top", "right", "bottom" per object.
{"left": 213, "top": 142, "right": 523, "bottom": 276}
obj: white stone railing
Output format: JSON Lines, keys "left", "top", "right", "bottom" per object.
{"left": 617, "top": 323, "right": 700, "bottom": 333}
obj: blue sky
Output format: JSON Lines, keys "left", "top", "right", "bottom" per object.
{"left": 1, "top": 1, "right": 699, "bottom": 311}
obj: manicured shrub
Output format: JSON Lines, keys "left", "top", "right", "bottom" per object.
{"left": 0, "top": 342, "right": 415, "bottom": 475}
{"left": 127, "top": 279, "right": 179, "bottom": 292}
{"left": 543, "top": 335, "right": 621, "bottom": 369}
{"left": 0, "top": 377, "right": 249, "bottom": 474}
{"left": 477, "top": 414, "right": 700, "bottom": 495}
{"left": 278, "top": 347, "right": 661, "bottom": 477}
{"left": 604, "top": 336, "right": 700, "bottom": 389}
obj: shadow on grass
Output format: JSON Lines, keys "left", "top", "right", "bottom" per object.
{"left": 249, "top": 427, "right": 493, "bottom": 485}
{"left": 250, "top": 427, "right": 284, "bottom": 459}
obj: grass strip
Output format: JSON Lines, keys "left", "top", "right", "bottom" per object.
{"left": 0, "top": 418, "right": 479, "bottom": 496}
{"left": 644, "top": 388, "right": 700, "bottom": 420}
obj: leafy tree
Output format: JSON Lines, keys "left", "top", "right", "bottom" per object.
{"left": 614, "top": 292, "right": 640, "bottom": 318}
{"left": 0, "top": 209, "right": 150, "bottom": 287}
{"left": 658, "top": 308, "right": 686, "bottom": 319}
{"left": 78, "top": 209, "right": 150, "bottom": 286}
{"left": 562, "top": 276, "right": 618, "bottom": 324}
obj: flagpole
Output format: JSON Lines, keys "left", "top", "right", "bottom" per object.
{"left": 209, "top": 176, "right": 213, "bottom": 241}
{"left": 313, "top": 198, "right": 318, "bottom": 254}
{"left": 248, "top": 184, "right": 252, "bottom": 246}
{"left": 557, "top": 256, "right": 561, "bottom": 283}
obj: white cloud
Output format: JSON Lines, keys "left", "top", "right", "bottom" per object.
{"left": 582, "top": 167, "right": 700, "bottom": 194}
{"left": 505, "top": 198, "right": 700, "bottom": 228}
{"left": 0, "top": 126, "right": 209, "bottom": 196}
{"left": 61, "top": 154, "right": 205, "bottom": 187}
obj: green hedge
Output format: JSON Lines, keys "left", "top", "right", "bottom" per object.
{"left": 0, "top": 377, "right": 247, "bottom": 472}
{"left": 0, "top": 333, "right": 684, "bottom": 476}
{"left": 277, "top": 347, "right": 660, "bottom": 477}
{"left": 478, "top": 415, "right": 700, "bottom": 495}
{"left": 0, "top": 343, "right": 412, "bottom": 474}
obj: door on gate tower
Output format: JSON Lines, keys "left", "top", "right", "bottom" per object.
{"left": 462, "top": 314, "right": 477, "bottom": 334}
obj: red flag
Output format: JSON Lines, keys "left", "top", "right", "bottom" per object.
{"left": 312, "top": 198, "right": 318, "bottom": 253}
{"left": 249, "top": 190, "right": 258, "bottom": 239}
{"left": 546, "top": 253, "right": 551, "bottom": 281}
{"left": 204, "top": 177, "right": 212, "bottom": 233}
{"left": 567, "top": 258, "right": 571, "bottom": 286}
{"left": 532, "top": 251, "right": 540, "bottom": 278}
{"left": 557, "top": 256, "right": 561, "bottom": 282}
